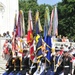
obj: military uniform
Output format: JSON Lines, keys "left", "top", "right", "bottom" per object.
{"left": 53, "top": 48, "right": 63, "bottom": 75}
{"left": 63, "top": 52, "right": 72, "bottom": 75}
{"left": 3, "top": 51, "right": 14, "bottom": 75}
{"left": 15, "top": 56, "right": 21, "bottom": 71}
{"left": 9, "top": 51, "right": 21, "bottom": 75}
{"left": 17, "top": 50, "right": 31, "bottom": 75}
{"left": 54, "top": 55, "right": 63, "bottom": 75}
{"left": 17, "top": 56, "right": 30, "bottom": 75}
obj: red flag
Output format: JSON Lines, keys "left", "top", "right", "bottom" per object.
{"left": 27, "top": 10, "right": 34, "bottom": 60}
{"left": 27, "top": 20, "right": 33, "bottom": 43}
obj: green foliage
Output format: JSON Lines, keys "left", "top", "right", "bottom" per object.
{"left": 58, "top": 0, "right": 75, "bottom": 39}
{"left": 19, "top": 0, "right": 52, "bottom": 35}
{"left": 19, "top": 0, "right": 38, "bottom": 34}
{"left": 19, "top": 0, "right": 75, "bottom": 40}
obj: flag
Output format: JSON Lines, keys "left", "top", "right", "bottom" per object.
{"left": 12, "top": 14, "right": 18, "bottom": 51}
{"left": 44, "top": 23, "right": 47, "bottom": 41}
{"left": 27, "top": 10, "right": 33, "bottom": 44}
{"left": 17, "top": 11, "right": 21, "bottom": 37}
{"left": 53, "top": 5, "right": 58, "bottom": 36}
{"left": 20, "top": 10, "right": 25, "bottom": 37}
{"left": 48, "top": 9, "right": 54, "bottom": 35}
{"left": 44, "top": 7, "right": 50, "bottom": 41}
{"left": 17, "top": 10, "right": 25, "bottom": 37}
{"left": 38, "top": 18, "right": 43, "bottom": 32}
{"left": 36, "top": 34, "right": 43, "bottom": 59}
{"left": 13, "top": 14, "right": 18, "bottom": 37}
{"left": 35, "top": 10, "right": 43, "bottom": 59}
{"left": 35, "top": 10, "right": 43, "bottom": 35}
{"left": 27, "top": 10, "right": 34, "bottom": 60}
{"left": 45, "top": 35, "right": 52, "bottom": 65}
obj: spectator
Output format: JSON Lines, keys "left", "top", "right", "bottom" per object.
{"left": 69, "top": 38, "right": 74, "bottom": 42}
{"left": 57, "top": 35, "right": 62, "bottom": 42}
{"left": 68, "top": 43, "right": 73, "bottom": 50}
{"left": 64, "top": 44, "right": 69, "bottom": 52}
{"left": 65, "top": 36, "right": 69, "bottom": 42}
{"left": 62, "top": 36, "right": 66, "bottom": 42}
{"left": 6, "top": 31, "right": 11, "bottom": 38}
{"left": 60, "top": 44, "right": 64, "bottom": 50}
{"left": 3, "top": 32, "right": 6, "bottom": 37}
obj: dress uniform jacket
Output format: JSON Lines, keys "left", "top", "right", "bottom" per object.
{"left": 63, "top": 56, "right": 72, "bottom": 75}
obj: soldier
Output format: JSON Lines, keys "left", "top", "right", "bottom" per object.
{"left": 17, "top": 49, "right": 31, "bottom": 75}
{"left": 3, "top": 50, "right": 14, "bottom": 75}
{"left": 54, "top": 47, "right": 63, "bottom": 75}
{"left": 9, "top": 51, "right": 21, "bottom": 75}
{"left": 68, "top": 43, "right": 73, "bottom": 50}
{"left": 63, "top": 51, "right": 72, "bottom": 75}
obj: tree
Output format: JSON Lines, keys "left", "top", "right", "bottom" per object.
{"left": 58, "top": 0, "right": 75, "bottom": 39}
{"left": 19, "top": 0, "right": 52, "bottom": 35}
{"left": 19, "top": 0, "right": 75, "bottom": 40}
{"left": 19, "top": 0, "right": 38, "bottom": 34}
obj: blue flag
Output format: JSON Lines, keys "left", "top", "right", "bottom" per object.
{"left": 45, "top": 35, "right": 52, "bottom": 64}
{"left": 44, "top": 7, "right": 50, "bottom": 41}
{"left": 35, "top": 21, "right": 39, "bottom": 35}
{"left": 36, "top": 35, "right": 43, "bottom": 59}
{"left": 44, "top": 24, "right": 47, "bottom": 41}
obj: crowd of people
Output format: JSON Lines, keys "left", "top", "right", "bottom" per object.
{"left": 0, "top": 31, "right": 11, "bottom": 38}
{"left": 53, "top": 35, "right": 74, "bottom": 42}
{"left": 1, "top": 34, "right": 75, "bottom": 75}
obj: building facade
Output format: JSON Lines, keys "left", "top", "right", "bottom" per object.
{"left": 0, "top": 0, "right": 19, "bottom": 36}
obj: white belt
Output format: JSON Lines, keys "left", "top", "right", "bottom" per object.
{"left": 64, "top": 66, "right": 69, "bottom": 68}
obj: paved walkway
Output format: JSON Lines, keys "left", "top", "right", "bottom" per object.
{"left": 0, "top": 54, "right": 7, "bottom": 75}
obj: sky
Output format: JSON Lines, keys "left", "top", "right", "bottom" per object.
{"left": 37, "top": 0, "right": 62, "bottom": 5}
